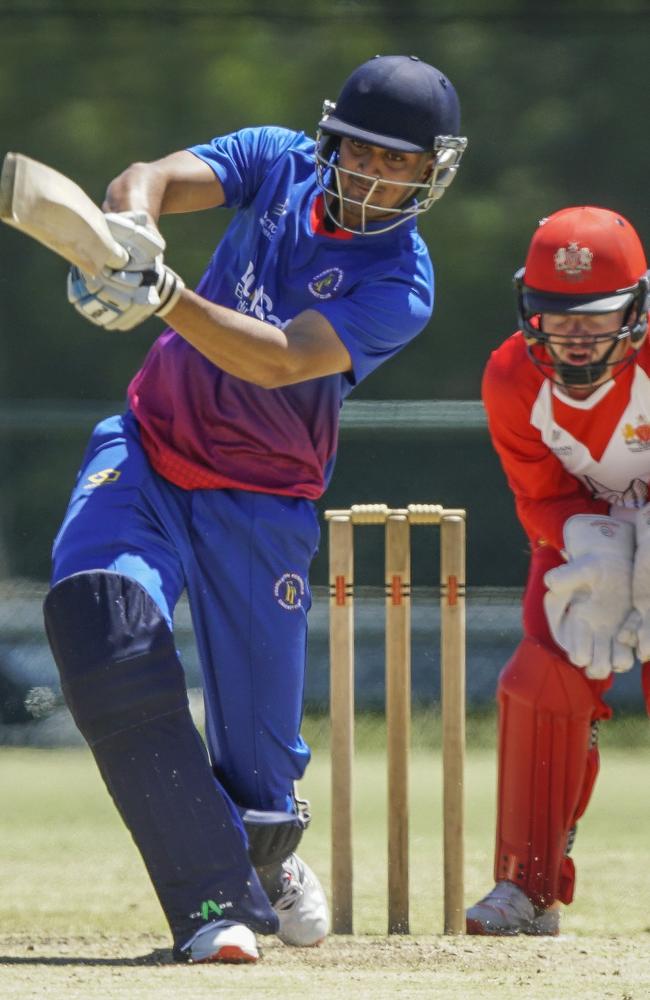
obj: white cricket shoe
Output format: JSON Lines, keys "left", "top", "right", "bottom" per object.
{"left": 466, "top": 881, "right": 560, "bottom": 936}
{"left": 273, "top": 854, "right": 330, "bottom": 946}
{"left": 178, "top": 919, "right": 259, "bottom": 963}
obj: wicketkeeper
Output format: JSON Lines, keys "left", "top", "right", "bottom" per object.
{"left": 42, "top": 55, "right": 467, "bottom": 962}
{"left": 467, "top": 206, "right": 650, "bottom": 935}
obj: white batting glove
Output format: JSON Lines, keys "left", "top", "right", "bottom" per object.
{"left": 67, "top": 212, "right": 184, "bottom": 331}
{"left": 617, "top": 504, "right": 650, "bottom": 661}
{"left": 543, "top": 514, "right": 635, "bottom": 679}
{"left": 68, "top": 262, "right": 184, "bottom": 330}
{"left": 104, "top": 210, "right": 167, "bottom": 263}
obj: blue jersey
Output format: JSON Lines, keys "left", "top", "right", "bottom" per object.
{"left": 128, "top": 126, "right": 434, "bottom": 497}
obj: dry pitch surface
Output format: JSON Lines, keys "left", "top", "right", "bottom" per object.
{"left": 3, "top": 735, "right": 650, "bottom": 998}
{"left": 2, "top": 932, "right": 649, "bottom": 1000}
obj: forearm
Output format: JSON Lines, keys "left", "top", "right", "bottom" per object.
{"left": 103, "top": 162, "right": 169, "bottom": 223}
{"left": 516, "top": 492, "right": 610, "bottom": 550}
{"left": 487, "top": 423, "right": 608, "bottom": 548}
{"left": 102, "top": 152, "right": 224, "bottom": 221}
{"left": 164, "top": 292, "right": 350, "bottom": 389}
{"left": 96, "top": 156, "right": 348, "bottom": 384}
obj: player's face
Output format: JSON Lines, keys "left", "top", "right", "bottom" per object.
{"left": 540, "top": 307, "right": 629, "bottom": 394}
{"left": 335, "top": 138, "right": 434, "bottom": 224}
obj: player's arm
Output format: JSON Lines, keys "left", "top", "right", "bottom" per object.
{"left": 102, "top": 150, "right": 225, "bottom": 224}
{"left": 69, "top": 250, "right": 352, "bottom": 381}
{"left": 68, "top": 202, "right": 352, "bottom": 379}
{"left": 68, "top": 153, "right": 232, "bottom": 331}
{"left": 95, "top": 152, "right": 351, "bottom": 379}
{"left": 165, "top": 294, "right": 353, "bottom": 386}
{"left": 482, "top": 352, "right": 609, "bottom": 549}
{"left": 484, "top": 352, "right": 635, "bottom": 677}
{"left": 488, "top": 413, "right": 607, "bottom": 549}
{"left": 76, "top": 141, "right": 352, "bottom": 380}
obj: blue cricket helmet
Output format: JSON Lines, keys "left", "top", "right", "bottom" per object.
{"left": 315, "top": 55, "right": 467, "bottom": 234}
{"left": 319, "top": 54, "right": 461, "bottom": 153}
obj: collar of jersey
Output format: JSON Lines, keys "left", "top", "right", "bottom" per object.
{"left": 310, "top": 194, "right": 354, "bottom": 240}
{"left": 551, "top": 375, "right": 617, "bottom": 409}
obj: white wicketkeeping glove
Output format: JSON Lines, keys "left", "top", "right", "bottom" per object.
{"left": 617, "top": 503, "right": 650, "bottom": 661}
{"left": 67, "top": 211, "right": 184, "bottom": 331}
{"left": 543, "top": 514, "right": 635, "bottom": 679}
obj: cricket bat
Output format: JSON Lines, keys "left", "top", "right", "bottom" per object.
{"left": 0, "top": 152, "right": 129, "bottom": 275}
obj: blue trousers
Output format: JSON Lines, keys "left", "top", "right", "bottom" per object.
{"left": 52, "top": 412, "right": 319, "bottom": 813}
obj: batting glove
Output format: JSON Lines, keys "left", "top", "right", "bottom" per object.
{"left": 67, "top": 210, "right": 184, "bottom": 331}
{"left": 104, "top": 210, "right": 167, "bottom": 265}
{"left": 543, "top": 514, "right": 635, "bottom": 679}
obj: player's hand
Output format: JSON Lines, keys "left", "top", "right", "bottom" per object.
{"left": 67, "top": 260, "right": 184, "bottom": 331}
{"left": 617, "top": 503, "right": 650, "bottom": 661}
{"left": 543, "top": 514, "right": 635, "bottom": 679}
{"left": 67, "top": 209, "right": 183, "bottom": 331}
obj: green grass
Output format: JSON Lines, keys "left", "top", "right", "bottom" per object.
{"left": 303, "top": 706, "right": 650, "bottom": 751}
{"left": 2, "top": 712, "right": 650, "bottom": 938}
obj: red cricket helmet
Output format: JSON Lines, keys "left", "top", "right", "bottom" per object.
{"left": 515, "top": 206, "right": 650, "bottom": 386}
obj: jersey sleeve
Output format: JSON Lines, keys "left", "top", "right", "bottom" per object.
{"left": 312, "top": 259, "right": 433, "bottom": 386}
{"left": 188, "top": 127, "right": 302, "bottom": 208}
{"left": 482, "top": 337, "right": 609, "bottom": 550}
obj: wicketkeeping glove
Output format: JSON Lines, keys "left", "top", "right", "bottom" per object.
{"left": 617, "top": 503, "right": 650, "bottom": 662}
{"left": 543, "top": 514, "right": 635, "bottom": 679}
{"left": 67, "top": 211, "right": 184, "bottom": 331}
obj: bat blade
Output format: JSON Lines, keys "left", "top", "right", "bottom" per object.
{"left": 0, "top": 152, "right": 128, "bottom": 275}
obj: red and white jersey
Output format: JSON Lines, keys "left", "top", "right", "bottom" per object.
{"left": 482, "top": 331, "right": 650, "bottom": 549}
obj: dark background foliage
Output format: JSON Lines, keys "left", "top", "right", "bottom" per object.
{"left": 0, "top": 0, "right": 648, "bottom": 582}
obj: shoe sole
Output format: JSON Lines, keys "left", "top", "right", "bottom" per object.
{"left": 193, "top": 945, "right": 258, "bottom": 963}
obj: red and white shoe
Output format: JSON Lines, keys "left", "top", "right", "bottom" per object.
{"left": 466, "top": 881, "right": 560, "bottom": 936}
{"left": 178, "top": 920, "right": 259, "bottom": 963}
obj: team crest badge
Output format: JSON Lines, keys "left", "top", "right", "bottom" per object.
{"left": 308, "top": 267, "right": 343, "bottom": 300}
{"left": 274, "top": 572, "right": 305, "bottom": 610}
{"left": 554, "top": 242, "right": 593, "bottom": 280}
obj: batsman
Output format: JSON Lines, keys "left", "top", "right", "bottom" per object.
{"left": 42, "top": 55, "right": 466, "bottom": 962}
{"left": 467, "top": 206, "right": 650, "bottom": 935}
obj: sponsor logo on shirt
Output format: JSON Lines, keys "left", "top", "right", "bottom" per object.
{"left": 83, "top": 468, "right": 121, "bottom": 489}
{"left": 308, "top": 267, "right": 343, "bottom": 299}
{"left": 259, "top": 200, "right": 288, "bottom": 241}
{"left": 623, "top": 418, "right": 650, "bottom": 452}
{"left": 550, "top": 429, "right": 572, "bottom": 457}
{"left": 274, "top": 572, "right": 305, "bottom": 610}
{"left": 260, "top": 212, "right": 278, "bottom": 240}
{"left": 235, "top": 260, "right": 290, "bottom": 328}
